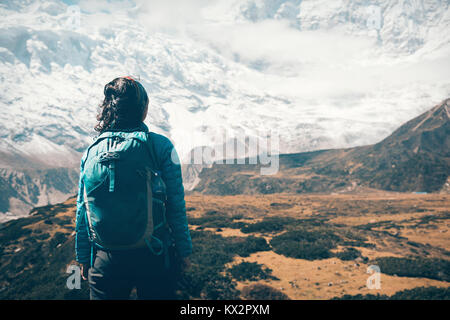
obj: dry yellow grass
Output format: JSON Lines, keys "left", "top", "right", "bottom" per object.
{"left": 186, "top": 192, "right": 450, "bottom": 299}
{"left": 20, "top": 191, "right": 448, "bottom": 299}
{"left": 231, "top": 251, "right": 448, "bottom": 300}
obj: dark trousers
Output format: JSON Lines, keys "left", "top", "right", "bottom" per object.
{"left": 88, "top": 246, "right": 179, "bottom": 300}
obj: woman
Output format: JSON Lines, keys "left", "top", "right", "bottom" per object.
{"left": 75, "top": 76, "right": 192, "bottom": 300}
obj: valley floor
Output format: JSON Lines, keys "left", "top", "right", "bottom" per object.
{"left": 1, "top": 191, "right": 448, "bottom": 299}
{"left": 186, "top": 192, "right": 450, "bottom": 299}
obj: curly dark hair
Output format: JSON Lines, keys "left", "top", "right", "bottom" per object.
{"left": 95, "top": 77, "right": 149, "bottom": 133}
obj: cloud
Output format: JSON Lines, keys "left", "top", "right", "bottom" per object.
{"left": 77, "top": 0, "right": 135, "bottom": 14}
{"left": 181, "top": 16, "right": 449, "bottom": 104}
{"left": 133, "top": 0, "right": 217, "bottom": 34}
{"left": 4, "top": 0, "right": 448, "bottom": 154}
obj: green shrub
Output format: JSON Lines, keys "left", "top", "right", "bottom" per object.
{"left": 335, "top": 248, "right": 362, "bottom": 261}
{"left": 270, "top": 228, "right": 339, "bottom": 260}
{"left": 241, "top": 283, "right": 289, "bottom": 300}
{"left": 390, "top": 286, "right": 450, "bottom": 300}
{"left": 373, "top": 257, "right": 450, "bottom": 282}
{"left": 338, "top": 229, "right": 368, "bottom": 242}
{"left": 34, "top": 233, "right": 51, "bottom": 241}
{"left": 188, "top": 211, "right": 248, "bottom": 229}
{"left": 229, "top": 262, "right": 277, "bottom": 281}
{"left": 230, "top": 236, "right": 271, "bottom": 257}
{"left": 240, "top": 217, "right": 297, "bottom": 234}
{"left": 335, "top": 286, "right": 450, "bottom": 300}
{"left": 188, "top": 230, "right": 234, "bottom": 268}
{"left": 0, "top": 237, "right": 90, "bottom": 300}
{"left": 0, "top": 217, "right": 39, "bottom": 243}
{"left": 342, "top": 240, "right": 376, "bottom": 248}
{"left": 51, "top": 216, "right": 73, "bottom": 226}
{"left": 200, "top": 275, "right": 240, "bottom": 300}
{"left": 49, "top": 232, "right": 68, "bottom": 248}
{"left": 179, "top": 230, "right": 271, "bottom": 299}
{"left": 189, "top": 214, "right": 231, "bottom": 228}
{"left": 178, "top": 266, "right": 240, "bottom": 300}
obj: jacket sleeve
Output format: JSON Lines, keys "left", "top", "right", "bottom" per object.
{"left": 75, "top": 153, "right": 91, "bottom": 265}
{"left": 158, "top": 136, "right": 192, "bottom": 258}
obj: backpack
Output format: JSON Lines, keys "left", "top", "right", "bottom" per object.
{"left": 81, "top": 130, "right": 167, "bottom": 255}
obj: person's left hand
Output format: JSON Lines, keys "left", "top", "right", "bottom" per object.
{"left": 80, "top": 264, "right": 90, "bottom": 281}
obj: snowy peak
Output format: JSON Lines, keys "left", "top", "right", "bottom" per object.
{"left": 235, "top": 0, "right": 450, "bottom": 55}
{"left": 0, "top": 0, "right": 449, "bottom": 167}
{"left": 0, "top": 0, "right": 449, "bottom": 216}
{"left": 194, "top": 98, "right": 450, "bottom": 195}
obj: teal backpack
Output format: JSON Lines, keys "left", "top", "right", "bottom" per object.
{"left": 81, "top": 130, "right": 167, "bottom": 256}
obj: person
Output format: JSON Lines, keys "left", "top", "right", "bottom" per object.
{"left": 75, "top": 76, "right": 192, "bottom": 300}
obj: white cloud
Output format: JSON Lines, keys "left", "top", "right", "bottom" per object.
{"left": 133, "top": 0, "right": 217, "bottom": 34}
{"left": 122, "top": 0, "right": 450, "bottom": 107}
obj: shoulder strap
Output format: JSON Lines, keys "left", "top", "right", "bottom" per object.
{"left": 84, "top": 131, "right": 123, "bottom": 161}
{"left": 85, "top": 131, "right": 160, "bottom": 171}
{"left": 84, "top": 134, "right": 109, "bottom": 162}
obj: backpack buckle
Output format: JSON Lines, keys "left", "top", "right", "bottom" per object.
{"left": 97, "top": 152, "right": 120, "bottom": 192}
{"left": 98, "top": 151, "right": 120, "bottom": 163}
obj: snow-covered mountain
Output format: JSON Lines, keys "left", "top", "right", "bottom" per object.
{"left": 0, "top": 167, "right": 78, "bottom": 223}
{"left": 0, "top": 0, "right": 449, "bottom": 217}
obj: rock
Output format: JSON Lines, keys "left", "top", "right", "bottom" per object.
{"left": 0, "top": 168, "right": 78, "bottom": 219}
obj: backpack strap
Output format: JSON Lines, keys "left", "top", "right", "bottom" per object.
{"left": 86, "top": 131, "right": 159, "bottom": 170}
{"left": 84, "top": 135, "right": 109, "bottom": 163}
{"left": 84, "top": 131, "right": 123, "bottom": 163}
{"left": 144, "top": 133, "right": 171, "bottom": 263}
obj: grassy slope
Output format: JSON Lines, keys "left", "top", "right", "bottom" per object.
{"left": 1, "top": 192, "right": 449, "bottom": 300}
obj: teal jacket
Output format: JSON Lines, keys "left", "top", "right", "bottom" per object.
{"left": 75, "top": 123, "right": 192, "bottom": 265}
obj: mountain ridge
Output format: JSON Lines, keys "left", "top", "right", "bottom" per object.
{"left": 193, "top": 98, "right": 450, "bottom": 195}
{"left": 0, "top": 167, "right": 78, "bottom": 222}
{"left": 1, "top": 0, "right": 449, "bottom": 168}
{"left": 1, "top": 99, "right": 448, "bottom": 219}
{"left": 1, "top": 0, "right": 449, "bottom": 218}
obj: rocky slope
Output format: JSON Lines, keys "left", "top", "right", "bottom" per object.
{"left": 1, "top": 192, "right": 449, "bottom": 300}
{"left": 0, "top": 168, "right": 78, "bottom": 222}
{"left": 193, "top": 99, "right": 450, "bottom": 194}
